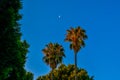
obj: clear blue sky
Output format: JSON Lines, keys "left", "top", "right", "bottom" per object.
{"left": 21, "top": 0, "right": 120, "bottom": 80}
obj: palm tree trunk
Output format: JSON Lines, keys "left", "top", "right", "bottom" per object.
{"left": 51, "top": 69, "right": 53, "bottom": 80}
{"left": 74, "top": 53, "right": 77, "bottom": 80}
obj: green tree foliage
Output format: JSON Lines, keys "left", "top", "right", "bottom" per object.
{"left": 25, "top": 72, "right": 34, "bottom": 80}
{"left": 37, "top": 64, "right": 94, "bottom": 80}
{"left": 65, "top": 26, "right": 87, "bottom": 80}
{"left": 0, "top": 0, "right": 32, "bottom": 80}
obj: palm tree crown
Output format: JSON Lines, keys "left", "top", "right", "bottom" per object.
{"left": 42, "top": 43, "right": 65, "bottom": 70}
{"left": 65, "top": 26, "right": 87, "bottom": 53}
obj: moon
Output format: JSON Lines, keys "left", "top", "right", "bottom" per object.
{"left": 58, "top": 15, "right": 61, "bottom": 18}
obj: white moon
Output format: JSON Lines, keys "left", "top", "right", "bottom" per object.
{"left": 58, "top": 16, "right": 61, "bottom": 18}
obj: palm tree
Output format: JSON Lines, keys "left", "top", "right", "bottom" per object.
{"left": 42, "top": 42, "right": 65, "bottom": 80}
{"left": 65, "top": 26, "right": 87, "bottom": 80}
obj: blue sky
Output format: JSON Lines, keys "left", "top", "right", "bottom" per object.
{"left": 21, "top": 0, "right": 120, "bottom": 80}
